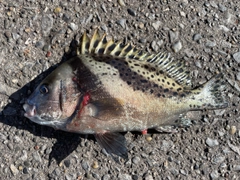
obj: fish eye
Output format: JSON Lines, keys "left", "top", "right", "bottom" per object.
{"left": 39, "top": 84, "right": 48, "bottom": 94}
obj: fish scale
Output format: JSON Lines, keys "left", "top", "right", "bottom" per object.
{"left": 23, "top": 29, "right": 228, "bottom": 160}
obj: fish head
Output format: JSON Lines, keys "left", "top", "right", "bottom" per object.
{"left": 23, "top": 61, "right": 82, "bottom": 129}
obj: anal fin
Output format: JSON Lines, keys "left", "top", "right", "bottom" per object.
{"left": 94, "top": 132, "right": 128, "bottom": 160}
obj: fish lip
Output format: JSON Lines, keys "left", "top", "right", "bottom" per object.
{"left": 23, "top": 103, "right": 36, "bottom": 118}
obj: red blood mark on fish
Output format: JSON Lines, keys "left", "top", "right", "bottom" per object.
{"left": 141, "top": 129, "right": 148, "bottom": 135}
{"left": 83, "top": 92, "right": 90, "bottom": 106}
{"left": 77, "top": 92, "right": 91, "bottom": 118}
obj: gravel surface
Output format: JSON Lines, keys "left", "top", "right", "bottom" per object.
{"left": 0, "top": 0, "right": 240, "bottom": 179}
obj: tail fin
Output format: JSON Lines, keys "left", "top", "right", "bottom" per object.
{"left": 192, "top": 73, "right": 228, "bottom": 110}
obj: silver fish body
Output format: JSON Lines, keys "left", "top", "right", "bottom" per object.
{"left": 23, "top": 30, "right": 228, "bottom": 159}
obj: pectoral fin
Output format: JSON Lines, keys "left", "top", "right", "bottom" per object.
{"left": 94, "top": 132, "right": 128, "bottom": 160}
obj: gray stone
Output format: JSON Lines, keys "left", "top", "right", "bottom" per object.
{"left": 210, "top": 170, "right": 219, "bottom": 179}
{"left": 102, "top": 174, "right": 110, "bottom": 180}
{"left": 152, "top": 21, "right": 162, "bottom": 30}
{"left": 41, "top": 14, "right": 53, "bottom": 36}
{"left": 62, "top": 13, "right": 71, "bottom": 23}
{"left": 101, "top": 4, "right": 107, "bottom": 13}
{"left": 206, "top": 40, "right": 216, "bottom": 47}
{"left": 10, "top": 164, "right": 19, "bottom": 176}
{"left": 172, "top": 41, "right": 182, "bottom": 52}
{"left": 69, "top": 23, "right": 78, "bottom": 31}
{"left": 233, "top": 165, "right": 240, "bottom": 171}
{"left": 169, "top": 30, "right": 179, "bottom": 43}
{"left": 116, "top": 19, "right": 126, "bottom": 28}
{"left": 218, "top": 4, "right": 227, "bottom": 12}
{"left": 233, "top": 52, "right": 240, "bottom": 63}
{"left": 81, "top": 161, "right": 89, "bottom": 171}
{"left": 118, "top": 174, "right": 132, "bottom": 180}
{"left": 160, "top": 140, "right": 174, "bottom": 152}
{"left": 53, "top": 168, "right": 61, "bottom": 176}
{"left": 144, "top": 174, "right": 154, "bottom": 180}
{"left": 236, "top": 72, "right": 240, "bottom": 81}
{"left": 206, "top": 138, "right": 219, "bottom": 147}
{"left": 219, "top": 25, "right": 230, "bottom": 32}
{"left": 151, "top": 40, "right": 159, "bottom": 52}
{"left": 85, "top": 14, "right": 93, "bottom": 24}
{"left": 32, "top": 151, "right": 42, "bottom": 163}
{"left": 212, "top": 156, "right": 225, "bottom": 164}
{"left": 12, "top": 33, "right": 20, "bottom": 40}
{"left": 35, "top": 40, "right": 45, "bottom": 48}
{"left": 193, "top": 33, "right": 202, "bottom": 41}
{"left": 132, "top": 156, "right": 141, "bottom": 164}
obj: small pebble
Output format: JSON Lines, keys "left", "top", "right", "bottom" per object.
{"left": 53, "top": 168, "right": 61, "bottom": 176}
{"left": 138, "top": 22, "right": 144, "bottom": 29}
{"left": 193, "top": 33, "right": 202, "bottom": 41}
{"left": 69, "top": 23, "right": 78, "bottom": 31}
{"left": 41, "top": 14, "right": 53, "bottom": 36}
{"left": 92, "top": 161, "right": 99, "bottom": 169}
{"left": 132, "top": 156, "right": 140, "bottom": 164}
{"left": 206, "top": 138, "right": 219, "bottom": 147}
{"left": 81, "top": 161, "right": 89, "bottom": 171}
{"left": 18, "top": 165, "right": 23, "bottom": 171}
{"left": 236, "top": 72, "right": 240, "bottom": 81}
{"left": 146, "top": 135, "right": 152, "bottom": 142}
{"left": 233, "top": 52, "right": 240, "bottom": 63}
{"left": 102, "top": 174, "right": 110, "bottom": 180}
{"left": 62, "top": 13, "right": 71, "bottom": 23}
{"left": 10, "top": 164, "right": 19, "bottom": 176}
{"left": 127, "top": 8, "right": 136, "bottom": 16}
{"left": 64, "top": 159, "right": 71, "bottom": 168}
{"left": 54, "top": 7, "right": 62, "bottom": 14}
{"left": 118, "top": 0, "right": 126, "bottom": 6}
{"left": 233, "top": 165, "right": 240, "bottom": 171}
{"left": 118, "top": 174, "right": 132, "bottom": 180}
{"left": 169, "top": 30, "right": 179, "bottom": 43}
{"left": 229, "top": 125, "right": 237, "bottom": 135}
{"left": 116, "top": 19, "right": 126, "bottom": 28}
{"left": 23, "top": 167, "right": 29, "bottom": 174}
{"left": 210, "top": 170, "right": 219, "bottom": 179}
{"left": 144, "top": 174, "right": 154, "bottom": 180}
{"left": 172, "top": 41, "right": 182, "bottom": 52}
{"left": 152, "top": 21, "right": 162, "bottom": 30}
{"left": 151, "top": 40, "right": 159, "bottom": 52}
{"left": 218, "top": 4, "right": 227, "bottom": 12}
{"left": 35, "top": 40, "right": 45, "bottom": 48}
{"left": 32, "top": 151, "right": 42, "bottom": 162}
{"left": 46, "top": 51, "right": 51, "bottom": 57}
{"left": 206, "top": 40, "right": 216, "bottom": 47}
{"left": 212, "top": 156, "right": 225, "bottom": 164}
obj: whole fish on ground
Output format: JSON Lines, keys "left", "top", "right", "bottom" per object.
{"left": 23, "top": 29, "right": 228, "bottom": 159}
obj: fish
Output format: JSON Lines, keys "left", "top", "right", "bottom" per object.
{"left": 23, "top": 29, "right": 228, "bottom": 159}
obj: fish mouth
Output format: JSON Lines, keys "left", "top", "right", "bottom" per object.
{"left": 23, "top": 103, "right": 37, "bottom": 118}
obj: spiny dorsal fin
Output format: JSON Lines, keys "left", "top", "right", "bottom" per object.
{"left": 78, "top": 29, "right": 192, "bottom": 89}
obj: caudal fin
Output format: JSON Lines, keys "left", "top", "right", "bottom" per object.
{"left": 192, "top": 73, "right": 228, "bottom": 110}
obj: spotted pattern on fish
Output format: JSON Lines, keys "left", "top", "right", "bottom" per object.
{"left": 78, "top": 29, "right": 193, "bottom": 90}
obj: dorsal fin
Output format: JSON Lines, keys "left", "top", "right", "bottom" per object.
{"left": 78, "top": 29, "right": 192, "bottom": 89}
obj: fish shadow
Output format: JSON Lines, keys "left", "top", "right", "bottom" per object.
{"left": 0, "top": 39, "right": 92, "bottom": 165}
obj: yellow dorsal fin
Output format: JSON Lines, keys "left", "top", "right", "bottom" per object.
{"left": 78, "top": 29, "right": 192, "bottom": 89}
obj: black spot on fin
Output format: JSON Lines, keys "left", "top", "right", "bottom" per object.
{"left": 146, "top": 52, "right": 193, "bottom": 89}
{"left": 95, "top": 132, "right": 128, "bottom": 160}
